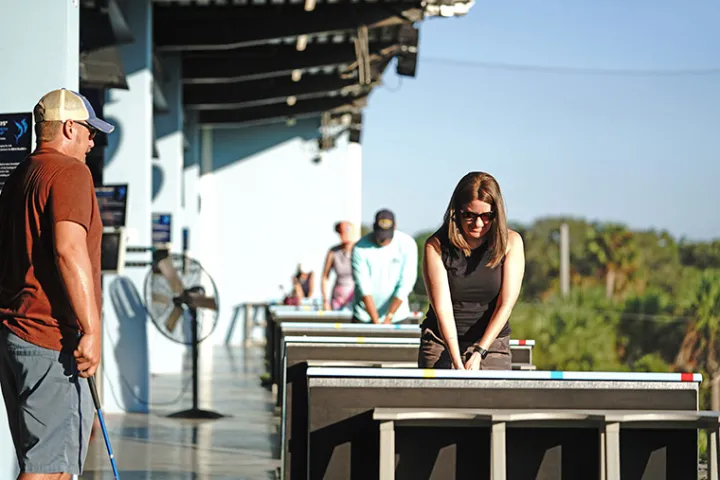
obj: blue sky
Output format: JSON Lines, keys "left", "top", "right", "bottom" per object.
{"left": 361, "top": 0, "right": 720, "bottom": 241}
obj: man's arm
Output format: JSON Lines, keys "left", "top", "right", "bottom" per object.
{"left": 320, "top": 249, "right": 334, "bottom": 309}
{"left": 49, "top": 164, "right": 101, "bottom": 377}
{"left": 351, "top": 243, "right": 380, "bottom": 323}
{"left": 307, "top": 272, "right": 315, "bottom": 298}
{"left": 385, "top": 235, "right": 419, "bottom": 322}
{"left": 55, "top": 221, "right": 100, "bottom": 337}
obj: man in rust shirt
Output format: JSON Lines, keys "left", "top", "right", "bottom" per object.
{"left": 0, "top": 89, "right": 114, "bottom": 479}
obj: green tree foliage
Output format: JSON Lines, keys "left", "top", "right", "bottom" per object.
{"left": 517, "top": 217, "right": 598, "bottom": 300}
{"left": 510, "top": 288, "right": 623, "bottom": 372}
{"left": 674, "top": 271, "right": 720, "bottom": 383}
{"left": 412, "top": 229, "right": 435, "bottom": 297}
{"left": 679, "top": 240, "right": 720, "bottom": 269}
{"left": 585, "top": 223, "right": 639, "bottom": 299}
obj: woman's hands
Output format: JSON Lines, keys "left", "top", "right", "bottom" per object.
{"left": 452, "top": 354, "right": 466, "bottom": 370}
{"left": 464, "top": 351, "right": 482, "bottom": 371}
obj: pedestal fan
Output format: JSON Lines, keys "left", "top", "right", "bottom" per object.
{"left": 144, "top": 251, "right": 223, "bottom": 419}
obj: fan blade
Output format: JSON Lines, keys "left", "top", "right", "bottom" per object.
{"left": 157, "top": 257, "right": 185, "bottom": 295}
{"left": 165, "top": 306, "right": 184, "bottom": 333}
{"left": 191, "top": 296, "right": 217, "bottom": 311}
{"left": 152, "top": 292, "right": 170, "bottom": 305}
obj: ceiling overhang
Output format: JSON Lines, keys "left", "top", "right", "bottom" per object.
{"left": 153, "top": 3, "right": 421, "bottom": 52}
{"left": 197, "top": 94, "right": 369, "bottom": 127}
{"left": 147, "top": 0, "right": 473, "bottom": 129}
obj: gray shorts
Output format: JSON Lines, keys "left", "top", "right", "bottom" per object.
{"left": 0, "top": 327, "right": 94, "bottom": 475}
{"left": 417, "top": 327, "right": 512, "bottom": 370}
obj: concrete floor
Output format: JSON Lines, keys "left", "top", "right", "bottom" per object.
{"left": 81, "top": 346, "right": 280, "bottom": 480}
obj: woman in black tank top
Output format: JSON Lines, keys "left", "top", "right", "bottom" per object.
{"left": 418, "top": 172, "right": 525, "bottom": 370}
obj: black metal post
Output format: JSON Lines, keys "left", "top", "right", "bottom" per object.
{"left": 191, "top": 305, "right": 199, "bottom": 411}
{"left": 167, "top": 289, "right": 224, "bottom": 420}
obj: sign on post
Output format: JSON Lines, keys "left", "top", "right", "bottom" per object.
{"left": 152, "top": 213, "right": 172, "bottom": 246}
{"left": 0, "top": 112, "right": 32, "bottom": 191}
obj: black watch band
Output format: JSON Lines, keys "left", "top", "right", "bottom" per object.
{"left": 474, "top": 345, "right": 489, "bottom": 359}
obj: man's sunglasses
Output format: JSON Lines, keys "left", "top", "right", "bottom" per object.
{"left": 459, "top": 210, "right": 495, "bottom": 223}
{"left": 76, "top": 121, "right": 98, "bottom": 140}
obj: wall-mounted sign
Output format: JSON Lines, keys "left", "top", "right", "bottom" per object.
{"left": 152, "top": 213, "right": 172, "bottom": 245}
{"left": 0, "top": 112, "right": 32, "bottom": 191}
{"left": 95, "top": 184, "right": 128, "bottom": 228}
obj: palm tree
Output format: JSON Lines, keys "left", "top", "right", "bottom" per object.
{"left": 586, "top": 223, "right": 639, "bottom": 299}
{"left": 674, "top": 271, "right": 720, "bottom": 409}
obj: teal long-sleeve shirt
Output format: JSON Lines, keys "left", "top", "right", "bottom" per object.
{"left": 351, "top": 230, "right": 418, "bottom": 323}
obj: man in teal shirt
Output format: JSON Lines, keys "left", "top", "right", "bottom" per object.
{"left": 351, "top": 209, "right": 418, "bottom": 323}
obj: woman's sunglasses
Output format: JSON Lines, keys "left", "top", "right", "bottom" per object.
{"left": 459, "top": 210, "right": 495, "bottom": 223}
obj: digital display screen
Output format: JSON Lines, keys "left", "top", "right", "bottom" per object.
{"left": 95, "top": 184, "right": 128, "bottom": 228}
{"left": 101, "top": 231, "right": 122, "bottom": 272}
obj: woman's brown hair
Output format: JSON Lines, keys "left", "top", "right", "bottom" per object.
{"left": 442, "top": 171, "right": 508, "bottom": 268}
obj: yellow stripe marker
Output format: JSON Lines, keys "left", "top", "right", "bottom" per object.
{"left": 422, "top": 369, "right": 436, "bottom": 378}
{"left": 334, "top": 323, "right": 342, "bottom": 329}
{"left": 357, "top": 337, "right": 365, "bottom": 344}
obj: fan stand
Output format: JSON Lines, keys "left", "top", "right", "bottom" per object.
{"left": 167, "top": 286, "right": 225, "bottom": 420}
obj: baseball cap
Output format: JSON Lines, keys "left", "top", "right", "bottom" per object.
{"left": 34, "top": 88, "right": 115, "bottom": 134}
{"left": 373, "top": 209, "right": 395, "bottom": 243}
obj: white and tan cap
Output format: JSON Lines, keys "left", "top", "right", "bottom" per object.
{"left": 34, "top": 88, "right": 114, "bottom": 134}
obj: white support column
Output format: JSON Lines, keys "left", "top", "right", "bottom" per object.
{"left": 709, "top": 424, "right": 719, "bottom": 480}
{"left": 603, "top": 422, "right": 621, "bottom": 480}
{"left": 151, "top": 53, "right": 186, "bottom": 374}
{"left": 379, "top": 421, "right": 396, "bottom": 480}
{"left": 0, "top": 0, "right": 80, "bottom": 473}
{"left": 101, "top": 0, "right": 153, "bottom": 413}
{"left": 491, "top": 421, "right": 507, "bottom": 480}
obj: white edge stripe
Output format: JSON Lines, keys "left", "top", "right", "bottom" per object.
{"left": 279, "top": 323, "right": 535, "bottom": 346}
{"left": 281, "top": 322, "right": 419, "bottom": 330}
{"left": 284, "top": 336, "right": 419, "bottom": 344}
{"left": 305, "top": 367, "right": 702, "bottom": 383}
{"left": 273, "top": 311, "right": 424, "bottom": 319}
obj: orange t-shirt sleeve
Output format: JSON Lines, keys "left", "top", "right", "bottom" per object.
{"left": 48, "top": 163, "right": 94, "bottom": 232}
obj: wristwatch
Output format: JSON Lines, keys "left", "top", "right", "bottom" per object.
{"left": 473, "top": 345, "right": 489, "bottom": 359}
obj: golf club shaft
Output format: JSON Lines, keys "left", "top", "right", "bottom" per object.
{"left": 88, "top": 376, "right": 120, "bottom": 479}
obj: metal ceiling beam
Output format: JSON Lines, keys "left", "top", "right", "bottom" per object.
{"left": 181, "top": 41, "right": 396, "bottom": 84}
{"left": 183, "top": 74, "right": 369, "bottom": 110}
{"left": 196, "top": 94, "right": 369, "bottom": 126}
{"left": 154, "top": 3, "right": 420, "bottom": 51}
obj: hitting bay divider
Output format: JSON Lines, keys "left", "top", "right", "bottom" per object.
{"left": 265, "top": 309, "right": 423, "bottom": 387}
{"left": 268, "top": 316, "right": 537, "bottom": 389}
{"left": 374, "top": 407, "right": 720, "bottom": 480}
{"left": 303, "top": 367, "right": 703, "bottom": 480}
{"left": 280, "top": 335, "right": 534, "bottom": 480}
{"left": 280, "top": 336, "right": 424, "bottom": 479}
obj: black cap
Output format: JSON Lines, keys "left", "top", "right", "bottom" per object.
{"left": 373, "top": 209, "right": 396, "bottom": 243}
